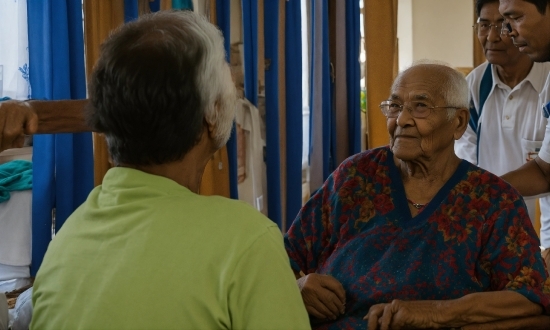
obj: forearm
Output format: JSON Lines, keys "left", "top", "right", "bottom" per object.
{"left": 30, "top": 99, "right": 91, "bottom": 133}
{"left": 501, "top": 158, "right": 550, "bottom": 196}
{"left": 444, "top": 291, "right": 542, "bottom": 326}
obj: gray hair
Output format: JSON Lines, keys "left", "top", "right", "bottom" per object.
{"left": 392, "top": 59, "right": 469, "bottom": 120}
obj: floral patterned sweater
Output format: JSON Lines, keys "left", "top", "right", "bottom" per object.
{"left": 285, "top": 146, "right": 550, "bottom": 329}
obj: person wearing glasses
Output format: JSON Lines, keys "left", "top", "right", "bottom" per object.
{"left": 497, "top": 0, "right": 550, "bottom": 275}
{"left": 455, "top": 0, "right": 550, "bottom": 232}
{"left": 285, "top": 62, "right": 550, "bottom": 329}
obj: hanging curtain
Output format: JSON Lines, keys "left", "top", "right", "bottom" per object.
{"left": 284, "top": 0, "right": 302, "bottom": 229}
{"left": 264, "top": 0, "right": 282, "bottom": 228}
{"left": 365, "top": 0, "right": 398, "bottom": 148}
{"left": 241, "top": 0, "right": 258, "bottom": 107}
{"left": 0, "top": 0, "right": 30, "bottom": 100}
{"left": 214, "top": 0, "right": 238, "bottom": 200}
{"left": 124, "top": 0, "right": 139, "bottom": 21}
{"left": 309, "top": 0, "right": 332, "bottom": 192}
{"left": 28, "top": 0, "right": 94, "bottom": 274}
{"left": 345, "top": 0, "right": 361, "bottom": 156}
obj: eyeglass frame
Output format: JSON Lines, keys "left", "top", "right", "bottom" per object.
{"left": 473, "top": 19, "right": 505, "bottom": 36}
{"left": 379, "top": 100, "right": 460, "bottom": 119}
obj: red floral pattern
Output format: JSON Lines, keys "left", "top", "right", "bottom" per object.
{"left": 285, "top": 147, "right": 550, "bottom": 329}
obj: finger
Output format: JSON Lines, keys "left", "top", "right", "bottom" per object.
{"left": 306, "top": 294, "right": 337, "bottom": 320}
{"left": 379, "top": 303, "right": 396, "bottom": 330}
{"left": 320, "top": 275, "right": 346, "bottom": 305}
{"left": 317, "top": 290, "right": 342, "bottom": 319}
{"left": 322, "top": 290, "right": 345, "bottom": 316}
{"left": 366, "top": 308, "right": 381, "bottom": 330}
{"left": 23, "top": 110, "right": 38, "bottom": 135}
{"left": 3, "top": 110, "right": 27, "bottom": 148}
{"left": 306, "top": 304, "right": 328, "bottom": 320}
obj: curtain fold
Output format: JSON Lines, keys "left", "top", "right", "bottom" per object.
{"left": 29, "top": 0, "right": 93, "bottom": 275}
{"left": 242, "top": 0, "right": 259, "bottom": 107}
{"left": 365, "top": 0, "right": 398, "bottom": 148}
{"left": 215, "top": 0, "right": 238, "bottom": 200}
{"left": 309, "top": 0, "right": 332, "bottom": 192}
{"left": 124, "top": 0, "right": 139, "bottom": 21}
{"left": 264, "top": 0, "right": 282, "bottom": 228}
{"left": 345, "top": 0, "right": 361, "bottom": 156}
{"left": 284, "top": 0, "right": 302, "bottom": 229}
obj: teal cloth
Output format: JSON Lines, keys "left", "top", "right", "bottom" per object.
{"left": 172, "top": 0, "right": 193, "bottom": 10}
{"left": 0, "top": 160, "right": 32, "bottom": 203}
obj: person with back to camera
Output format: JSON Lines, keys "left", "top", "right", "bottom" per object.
{"left": 28, "top": 10, "right": 310, "bottom": 330}
{"left": 285, "top": 61, "right": 550, "bottom": 329}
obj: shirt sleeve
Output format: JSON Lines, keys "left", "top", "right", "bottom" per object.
{"left": 228, "top": 226, "right": 311, "bottom": 330}
{"left": 455, "top": 124, "right": 478, "bottom": 164}
{"left": 482, "top": 193, "right": 550, "bottom": 313}
{"left": 538, "top": 115, "right": 550, "bottom": 164}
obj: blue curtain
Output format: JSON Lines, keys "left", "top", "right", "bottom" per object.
{"left": 285, "top": 0, "right": 302, "bottom": 229}
{"left": 241, "top": 0, "right": 258, "bottom": 107}
{"left": 28, "top": 0, "right": 93, "bottom": 275}
{"left": 264, "top": 1, "right": 282, "bottom": 228}
{"left": 346, "top": 0, "right": 361, "bottom": 155}
{"left": 215, "top": 0, "right": 238, "bottom": 200}
{"left": 149, "top": 0, "right": 160, "bottom": 12}
{"left": 124, "top": 0, "right": 139, "bottom": 22}
{"left": 309, "top": 0, "right": 333, "bottom": 192}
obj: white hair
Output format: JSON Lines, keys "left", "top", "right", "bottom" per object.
{"left": 393, "top": 59, "right": 469, "bottom": 120}
{"left": 179, "top": 11, "right": 237, "bottom": 147}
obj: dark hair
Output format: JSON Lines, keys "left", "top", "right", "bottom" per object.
{"left": 87, "top": 12, "right": 210, "bottom": 166}
{"left": 475, "top": 0, "right": 499, "bottom": 16}
{"left": 523, "top": 0, "right": 550, "bottom": 14}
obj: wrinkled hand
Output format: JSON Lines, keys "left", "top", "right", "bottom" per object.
{"left": 297, "top": 273, "right": 346, "bottom": 320}
{"left": 364, "top": 300, "right": 448, "bottom": 330}
{"left": 0, "top": 100, "right": 38, "bottom": 152}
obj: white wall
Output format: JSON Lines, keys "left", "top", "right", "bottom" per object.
{"left": 398, "top": 0, "right": 473, "bottom": 71}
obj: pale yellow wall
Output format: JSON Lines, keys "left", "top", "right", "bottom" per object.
{"left": 398, "top": 0, "right": 473, "bottom": 71}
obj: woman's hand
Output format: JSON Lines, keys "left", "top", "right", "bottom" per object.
{"left": 297, "top": 273, "right": 346, "bottom": 320}
{"left": 364, "top": 300, "right": 449, "bottom": 330}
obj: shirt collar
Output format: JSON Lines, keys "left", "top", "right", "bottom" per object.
{"left": 491, "top": 62, "right": 547, "bottom": 94}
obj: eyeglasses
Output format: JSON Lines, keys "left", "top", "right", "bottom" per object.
{"left": 501, "top": 19, "right": 513, "bottom": 36}
{"left": 473, "top": 21, "right": 504, "bottom": 36}
{"left": 379, "top": 100, "right": 459, "bottom": 119}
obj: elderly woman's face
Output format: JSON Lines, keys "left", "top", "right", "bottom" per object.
{"left": 387, "top": 69, "right": 457, "bottom": 162}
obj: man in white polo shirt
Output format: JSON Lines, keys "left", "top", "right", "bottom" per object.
{"left": 455, "top": 0, "right": 550, "bottom": 223}
{"left": 497, "top": 0, "right": 550, "bottom": 268}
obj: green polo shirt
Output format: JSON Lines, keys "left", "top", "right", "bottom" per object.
{"left": 31, "top": 167, "right": 310, "bottom": 330}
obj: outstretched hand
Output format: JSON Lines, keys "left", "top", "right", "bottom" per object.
{"left": 0, "top": 100, "right": 38, "bottom": 152}
{"left": 297, "top": 273, "right": 346, "bottom": 321}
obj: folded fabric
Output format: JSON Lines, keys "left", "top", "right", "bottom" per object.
{"left": 0, "top": 160, "right": 32, "bottom": 204}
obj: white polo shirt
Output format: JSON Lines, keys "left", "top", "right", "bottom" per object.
{"left": 455, "top": 61, "right": 550, "bottom": 227}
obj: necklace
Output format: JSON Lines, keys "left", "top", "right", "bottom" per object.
{"left": 407, "top": 198, "right": 427, "bottom": 210}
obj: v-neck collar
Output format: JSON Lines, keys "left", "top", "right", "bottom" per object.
{"left": 386, "top": 150, "right": 470, "bottom": 228}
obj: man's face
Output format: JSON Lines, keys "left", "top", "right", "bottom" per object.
{"left": 499, "top": 0, "right": 550, "bottom": 62}
{"left": 387, "top": 66, "right": 458, "bottom": 162}
{"left": 479, "top": 2, "right": 527, "bottom": 66}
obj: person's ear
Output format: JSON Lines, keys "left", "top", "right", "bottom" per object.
{"left": 453, "top": 107, "right": 469, "bottom": 140}
{"left": 204, "top": 101, "right": 221, "bottom": 138}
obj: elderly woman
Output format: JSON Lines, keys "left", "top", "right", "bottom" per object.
{"left": 285, "top": 62, "right": 550, "bottom": 329}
